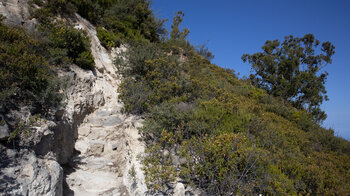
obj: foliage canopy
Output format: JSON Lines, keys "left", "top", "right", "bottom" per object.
{"left": 242, "top": 34, "right": 335, "bottom": 122}
{"left": 0, "top": 18, "right": 64, "bottom": 113}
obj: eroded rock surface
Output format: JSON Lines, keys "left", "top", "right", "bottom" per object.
{"left": 63, "top": 14, "right": 147, "bottom": 196}
{"left": 0, "top": 0, "right": 37, "bottom": 32}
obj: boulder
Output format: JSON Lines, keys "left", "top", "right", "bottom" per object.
{"left": 173, "top": 183, "right": 186, "bottom": 196}
{"left": 0, "top": 124, "right": 10, "bottom": 141}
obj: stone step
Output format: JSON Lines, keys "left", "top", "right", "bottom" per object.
{"left": 72, "top": 156, "right": 115, "bottom": 171}
{"left": 85, "top": 127, "right": 114, "bottom": 140}
{"left": 88, "top": 140, "right": 105, "bottom": 155}
{"left": 66, "top": 170, "right": 121, "bottom": 195}
{"left": 101, "top": 115, "right": 123, "bottom": 126}
{"left": 85, "top": 157, "right": 114, "bottom": 170}
{"left": 94, "top": 110, "right": 112, "bottom": 117}
{"left": 74, "top": 139, "right": 105, "bottom": 155}
{"left": 86, "top": 115, "right": 123, "bottom": 127}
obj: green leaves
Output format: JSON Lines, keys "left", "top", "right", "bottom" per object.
{"left": 97, "top": 27, "right": 121, "bottom": 49}
{"left": 69, "top": 0, "right": 164, "bottom": 42}
{"left": 46, "top": 23, "right": 95, "bottom": 70}
{"left": 75, "top": 51, "right": 95, "bottom": 70}
{"left": 0, "top": 22, "right": 64, "bottom": 112}
{"left": 242, "top": 34, "right": 335, "bottom": 123}
{"left": 0, "top": 24, "right": 48, "bottom": 94}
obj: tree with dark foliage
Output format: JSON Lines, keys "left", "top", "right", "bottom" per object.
{"left": 242, "top": 34, "right": 335, "bottom": 123}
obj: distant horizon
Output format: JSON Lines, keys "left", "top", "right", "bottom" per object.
{"left": 151, "top": 0, "right": 350, "bottom": 141}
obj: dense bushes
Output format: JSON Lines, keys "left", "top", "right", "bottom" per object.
{"left": 43, "top": 0, "right": 166, "bottom": 44}
{"left": 30, "top": 1, "right": 95, "bottom": 70}
{"left": 31, "top": 0, "right": 165, "bottom": 53}
{"left": 116, "top": 42, "right": 194, "bottom": 114}
{"left": 101, "top": 0, "right": 163, "bottom": 42}
{"left": 116, "top": 23, "right": 350, "bottom": 194}
{"left": 48, "top": 24, "right": 95, "bottom": 69}
{"left": 68, "top": 0, "right": 104, "bottom": 24}
{"left": 0, "top": 18, "right": 64, "bottom": 112}
{"left": 180, "top": 133, "right": 295, "bottom": 195}
{"left": 97, "top": 27, "right": 121, "bottom": 49}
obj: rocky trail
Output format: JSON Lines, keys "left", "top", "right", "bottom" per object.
{"left": 63, "top": 15, "right": 147, "bottom": 196}
{"left": 0, "top": 2, "right": 186, "bottom": 195}
{"left": 64, "top": 102, "right": 145, "bottom": 196}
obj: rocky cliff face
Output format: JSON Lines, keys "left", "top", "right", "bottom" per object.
{"left": 0, "top": 0, "right": 37, "bottom": 32}
{"left": 0, "top": 1, "right": 147, "bottom": 195}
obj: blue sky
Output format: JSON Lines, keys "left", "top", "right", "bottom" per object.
{"left": 151, "top": 0, "right": 350, "bottom": 140}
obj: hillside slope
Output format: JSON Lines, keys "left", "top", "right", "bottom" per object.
{"left": 112, "top": 7, "right": 350, "bottom": 196}
{"left": 0, "top": 0, "right": 349, "bottom": 196}
{"left": 116, "top": 40, "right": 350, "bottom": 195}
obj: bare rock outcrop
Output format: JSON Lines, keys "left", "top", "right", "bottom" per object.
{"left": 0, "top": 121, "right": 10, "bottom": 141}
{"left": 0, "top": 0, "right": 37, "bottom": 32}
{"left": 0, "top": 144, "right": 63, "bottom": 196}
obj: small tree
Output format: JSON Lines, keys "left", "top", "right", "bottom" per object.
{"left": 170, "top": 11, "right": 189, "bottom": 41}
{"left": 242, "top": 34, "right": 335, "bottom": 123}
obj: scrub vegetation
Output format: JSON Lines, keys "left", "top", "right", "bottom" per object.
{"left": 0, "top": 16, "right": 66, "bottom": 114}
{"left": 1, "top": 0, "right": 349, "bottom": 194}
{"left": 114, "top": 6, "right": 350, "bottom": 196}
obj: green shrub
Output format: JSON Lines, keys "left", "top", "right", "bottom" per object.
{"left": 68, "top": 0, "right": 103, "bottom": 24}
{"left": 47, "top": 47, "right": 70, "bottom": 65}
{"left": 115, "top": 42, "right": 162, "bottom": 78}
{"left": 116, "top": 42, "right": 196, "bottom": 114}
{"left": 49, "top": 24, "right": 94, "bottom": 68}
{"left": 30, "top": 0, "right": 75, "bottom": 23}
{"left": 0, "top": 22, "right": 64, "bottom": 113}
{"left": 118, "top": 78, "right": 153, "bottom": 114}
{"left": 142, "top": 102, "right": 194, "bottom": 141}
{"left": 75, "top": 51, "right": 95, "bottom": 70}
{"left": 66, "top": 0, "right": 165, "bottom": 43}
{"left": 101, "top": 0, "right": 163, "bottom": 42}
{"left": 142, "top": 141, "right": 177, "bottom": 193}
{"left": 31, "top": 7, "right": 54, "bottom": 24}
{"left": 0, "top": 23, "right": 49, "bottom": 99}
{"left": 31, "top": 5, "right": 95, "bottom": 70}
{"left": 39, "top": 23, "right": 95, "bottom": 69}
{"left": 97, "top": 27, "right": 121, "bottom": 49}
{"left": 180, "top": 133, "right": 295, "bottom": 195}
{"left": 192, "top": 99, "right": 252, "bottom": 135}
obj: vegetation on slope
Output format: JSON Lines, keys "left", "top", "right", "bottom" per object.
{"left": 115, "top": 9, "right": 350, "bottom": 195}
{"left": 33, "top": 0, "right": 166, "bottom": 48}
{"left": 1, "top": 1, "right": 97, "bottom": 139}
{"left": 31, "top": 1, "right": 95, "bottom": 70}
{"left": 1, "top": 0, "right": 163, "bottom": 142}
{"left": 2, "top": 0, "right": 349, "bottom": 194}
{"left": 0, "top": 16, "right": 64, "bottom": 114}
